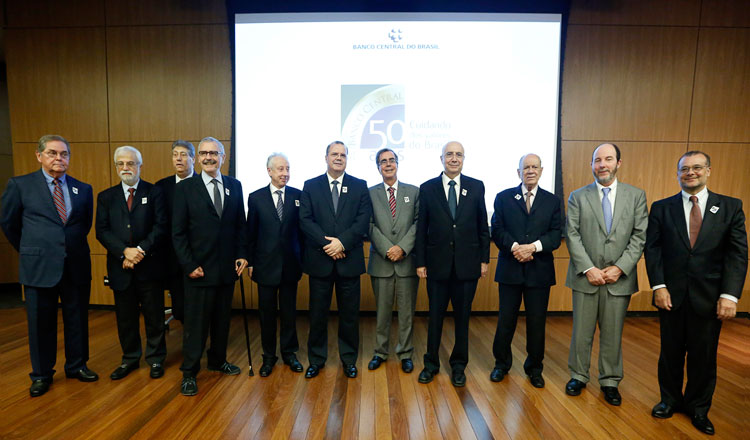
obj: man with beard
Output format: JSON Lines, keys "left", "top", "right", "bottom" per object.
{"left": 172, "top": 137, "right": 248, "bottom": 395}
{"left": 155, "top": 140, "right": 195, "bottom": 323}
{"left": 564, "top": 143, "right": 648, "bottom": 406}
{"left": 95, "top": 146, "right": 168, "bottom": 380}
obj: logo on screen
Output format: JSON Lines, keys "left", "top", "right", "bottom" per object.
{"left": 388, "top": 29, "right": 402, "bottom": 42}
{"left": 341, "top": 84, "right": 405, "bottom": 151}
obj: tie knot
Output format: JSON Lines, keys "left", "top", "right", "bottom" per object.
{"left": 275, "top": 190, "right": 282, "bottom": 196}
{"left": 526, "top": 191, "right": 532, "bottom": 197}
{"left": 211, "top": 178, "right": 219, "bottom": 185}
{"left": 128, "top": 188, "right": 135, "bottom": 195}
{"left": 602, "top": 187, "right": 611, "bottom": 196}
{"left": 448, "top": 180, "right": 456, "bottom": 187}
{"left": 53, "top": 178, "right": 61, "bottom": 186}
{"left": 690, "top": 195, "right": 698, "bottom": 204}
{"left": 332, "top": 180, "right": 339, "bottom": 187}
{"left": 388, "top": 186, "right": 394, "bottom": 194}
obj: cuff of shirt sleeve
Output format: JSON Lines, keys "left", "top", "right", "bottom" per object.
{"left": 511, "top": 242, "right": 519, "bottom": 250}
{"left": 651, "top": 284, "right": 666, "bottom": 291}
{"left": 533, "top": 240, "right": 542, "bottom": 253}
{"left": 583, "top": 266, "right": 595, "bottom": 274}
{"left": 720, "top": 294, "right": 738, "bottom": 303}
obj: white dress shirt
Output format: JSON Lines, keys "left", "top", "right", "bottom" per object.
{"left": 175, "top": 171, "right": 194, "bottom": 183}
{"left": 121, "top": 180, "right": 139, "bottom": 201}
{"left": 512, "top": 184, "right": 543, "bottom": 253}
{"left": 270, "top": 183, "right": 285, "bottom": 205}
{"left": 202, "top": 172, "right": 224, "bottom": 207}
{"left": 441, "top": 173, "right": 461, "bottom": 205}
{"left": 383, "top": 180, "right": 399, "bottom": 199}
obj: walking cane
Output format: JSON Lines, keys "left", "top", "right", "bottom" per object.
{"left": 237, "top": 263, "right": 254, "bottom": 376}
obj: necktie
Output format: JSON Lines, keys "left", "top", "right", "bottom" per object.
{"left": 602, "top": 187, "right": 612, "bottom": 234}
{"left": 211, "top": 179, "right": 222, "bottom": 218}
{"left": 53, "top": 178, "right": 67, "bottom": 223}
{"left": 689, "top": 195, "right": 702, "bottom": 247}
{"left": 127, "top": 188, "right": 135, "bottom": 212}
{"left": 526, "top": 191, "right": 533, "bottom": 213}
{"left": 331, "top": 180, "right": 339, "bottom": 214}
{"left": 448, "top": 180, "right": 457, "bottom": 219}
{"left": 388, "top": 186, "right": 396, "bottom": 218}
{"left": 275, "top": 190, "right": 284, "bottom": 220}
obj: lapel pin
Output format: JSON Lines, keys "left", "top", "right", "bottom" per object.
{"left": 342, "top": 186, "right": 348, "bottom": 193}
{"left": 461, "top": 189, "right": 467, "bottom": 196}
{"left": 710, "top": 205, "right": 719, "bottom": 214}
{"left": 295, "top": 199, "right": 300, "bottom": 207}
{"left": 72, "top": 187, "right": 78, "bottom": 195}
{"left": 141, "top": 197, "right": 148, "bottom": 204}
{"left": 404, "top": 196, "right": 410, "bottom": 203}
{"left": 514, "top": 194, "right": 521, "bottom": 200}
{"left": 225, "top": 188, "right": 230, "bottom": 196}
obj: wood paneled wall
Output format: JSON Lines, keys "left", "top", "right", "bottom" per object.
{"left": 4, "top": 0, "right": 750, "bottom": 312}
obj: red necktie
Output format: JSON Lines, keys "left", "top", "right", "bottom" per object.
{"left": 689, "top": 195, "right": 702, "bottom": 247}
{"left": 127, "top": 188, "right": 135, "bottom": 212}
{"left": 53, "top": 179, "right": 66, "bottom": 223}
{"left": 388, "top": 187, "right": 396, "bottom": 218}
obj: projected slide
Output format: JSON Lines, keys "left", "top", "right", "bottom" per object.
{"left": 235, "top": 13, "right": 561, "bottom": 216}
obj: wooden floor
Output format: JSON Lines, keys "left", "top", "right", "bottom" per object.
{"left": 0, "top": 308, "right": 748, "bottom": 440}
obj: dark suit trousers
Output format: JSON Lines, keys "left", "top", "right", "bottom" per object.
{"left": 180, "top": 283, "right": 234, "bottom": 377}
{"left": 492, "top": 283, "right": 550, "bottom": 375}
{"left": 167, "top": 271, "right": 185, "bottom": 322}
{"left": 24, "top": 268, "right": 91, "bottom": 381}
{"left": 307, "top": 274, "right": 361, "bottom": 366}
{"left": 423, "top": 268, "right": 478, "bottom": 373}
{"left": 658, "top": 295, "right": 722, "bottom": 417}
{"left": 113, "top": 279, "right": 166, "bottom": 366}
{"left": 257, "top": 281, "right": 299, "bottom": 364}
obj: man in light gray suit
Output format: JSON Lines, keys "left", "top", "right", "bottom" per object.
{"left": 564, "top": 143, "right": 648, "bottom": 406}
{"left": 367, "top": 148, "right": 420, "bottom": 374}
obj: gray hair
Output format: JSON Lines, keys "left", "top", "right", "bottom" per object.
{"left": 172, "top": 140, "right": 195, "bottom": 158}
{"left": 266, "top": 152, "right": 289, "bottom": 168}
{"left": 198, "top": 137, "right": 225, "bottom": 154}
{"left": 326, "top": 140, "right": 347, "bottom": 155}
{"left": 518, "top": 153, "right": 542, "bottom": 170}
{"left": 37, "top": 135, "right": 70, "bottom": 153}
{"left": 113, "top": 146, "right": 143, "bottom": 164}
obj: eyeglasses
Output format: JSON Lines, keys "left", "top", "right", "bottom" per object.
{"left": 443, "top": 152, "right": 464, "bottom": 159}
{"left": 198, "top": 150, "right": 222, "bottom": 157}
{"left": 116, "top": 161, "right": 138, "bottom": 168}
{"left": 43, "top": 150, "right": 70, "bottom": 159}
{"left": 378, "top": 158, "right": 397, "bottom": 166}
{"left": 679, "top": 165, "right": 707, "bottom": 174}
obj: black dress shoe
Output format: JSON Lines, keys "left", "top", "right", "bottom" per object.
{"left": 651, "top": 402, "right": 676, "bottom": 419}
{"left": 66, "top": 367, "right": 99, "bottom": 382}
{"left": 343, "top": 363, "right": 358, "bottom": 378}
{"left": 565, "top": 378, "right": 586, "bottom": 396}
{"left": 305, "top": 364, "right": 322, "bottom": 379}
{"left": 207, "top": 362, "right": 241, "bottom": 376}
{"left": 29, "top": 380, "right": 50, "bottom": 397}
{"left": 490, "top": 368, "right": 506, "bottom": 383}
{"left": 110, "top": 363, "right": 138, "bottom": 380}
{"left": 368, "top": 356, "right": 385, "bottom": 370}
{"left": 401, "top": 359, "right": 414, "bottom": 373}
{"left": 149, "top": 363, "right": 164, "bottom": 378}
{"left": 601, "top": 386, "right": 622, "bottom": 406}
{"left": 691, "top": 414, "right": 715, "bottom": 435}
{"left": 528, "top": 374, "right": 545, "bottom": 388}
{"left": 451, "top": 369, "right": 466, "bottom": 387}
{"left": 418, "top": 368, "right": 435, "bottom": 384}
{"left": 181, "top": 377, "right": 198, "bottom": 396}
{"left": 259, "top": 363, "right": 274, "bottom": 377}
{"left": 283, "top": 357, "right": 304, "bottom": 373}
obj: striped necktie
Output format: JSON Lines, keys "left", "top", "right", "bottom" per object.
{"left": 53, "top": 178, "right": 67, "bottom": 223}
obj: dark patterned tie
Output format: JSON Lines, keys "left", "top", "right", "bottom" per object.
{"left": 689, "top": 195, "right": 702, "bottom": 247}
{"left": 448, "top": 180, "right": 457, "bottom": 219}
{"left": 53, "top": 178, "right": 66, "bottom": 223}
{"left": 127, "top": 188, "right": 135, "bottom": 212}
{"left": 211, "top": 179, "right": 222, "bottom": 218}
{"left": 388, "top": 187, "right": 396, "bottom": 218}
{"left": 275, "top": 190, "right": 284, "bottom": 220}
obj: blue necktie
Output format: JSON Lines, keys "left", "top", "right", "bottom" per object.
{"left": 602, "top": 187, "right": 612, "bottom": 234}
{"left": 448, "top": 180, "right": 457, "bottom": 219}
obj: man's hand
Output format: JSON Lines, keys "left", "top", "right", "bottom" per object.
{"left": 247, "top": 266, "right": 254, "bottom": 278}
{"left": 512, "top": 244, "right": 535, "bottom": 262}
{"left": 417, "top": 267, "right": 427, "bottom": 279}
{"left": 585, "top": 267, "right": 607, "bottom": 286}
{"left": 653, "top": 287, "right": 672, "bottom": 311}
{"left": 123, "top": 247, "right": 145, "bottom": 264}
{"left": 386, "top": 245, "right": 405, "bottom": 262}
{"left": 189, "top": 266, "right": 204, "bottom": 279}
{"left": 235, "top": 259, "right": 248, "bottom": 276}
{"left": 331, "top": 252, "right": 346, "bottom": 260}
{"left": 323, "top": 236, "right": 344, "bottom": 257}
{"left": 602, "top": 265, "right": 623, "bottom": 284}
{"left": 122, "top": 259, "right": 135, "bottom": 270}
{"left": 480, "top": 262, "right": 489, "bottom": 278}
{"left": 717, "top": 298, "right": 737, "bottom": 320}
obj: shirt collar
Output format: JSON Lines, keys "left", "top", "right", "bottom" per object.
{"left": 595, "top": 178, "right": 618, "bottom": 193}
{"left": 682, "top": 187, "right": 708, "bottom": 203}
{"left": 201, "top": 172, "right": 222, "bottom": 186}
{"left": 441, "top": 172, "right": 460, "bottom": 186}
{"left": 383, "top": 180, "right": 399, "bottom": 191}
{"left": 121, "top": 180, "right": 139, "bottom": 193}
{"left": 41, "top": 168, "right": 66, "bottom": 185}
{"left": 327, "top": 172, "right": 345, "bottom": 184}
{"left": 270, "top": 183, "right": 285, "bottom": 194}
{"left": 522, "top": 184, "right": 538, "bottom": 197}
{"left": 175, "top": 171, "right": 194, "bottom": 183}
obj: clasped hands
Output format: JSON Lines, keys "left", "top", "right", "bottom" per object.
{"left": 585, "top": 265, "right": 622, "bottom": 286}
{"left": 122, "top": 247, "right": 145, "bottom": 269}
{"left": 512, "top": 243, "right": 535, "bottom": 262}
{"left": 323, "top": 236, "right": 345, "bottom": 260}
{"left": 188, "top": 258, "right": 248, "bottom": 279}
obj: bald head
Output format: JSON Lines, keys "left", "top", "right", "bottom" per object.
{"left": 441, "top": 141, "right": 465, "bottom": 179}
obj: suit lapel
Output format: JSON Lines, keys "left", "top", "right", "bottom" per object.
{"left": 195, "top": 174, "right": 219, "bottom": 218}
{"left": 319, "top": 175, "right": 336, "bottom": 216}
{"left": 515, "top": 184, "right": 528, "bottom": 216}
{"left": 610, "top": 185, "right": 626, "bottom": 234}
{"left": 392, "top": 184, "right": 403, "bottom": 225}
{"left": 131, "top": 183, "right": 148, "bottom": 213}
{"left": 434, "top": 175, "right": 453, "bottom": 219}
{"left": 584, "top": 183, "right": 608, "bottom": 235}
{"left": 694, "top": 191, "right": 720, "bottom": 249}
{"left": 36, "top": 170, "right": 64, "bottom": 225}
{"left": 668, "top": 193, "right": 690, "bottom": 249}
{"left": 336, "top": 175, "right": 351, "bottom": 217}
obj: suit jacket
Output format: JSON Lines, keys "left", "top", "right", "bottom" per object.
{"left": 0, "top": 169, "right": 92, "bottom": 288}
{"left": 172, "top": 173, "right": 248, "bottom": 286}
{"left": 246, "top": 185, "right": 303, "bottom": 285}
{"left": 645, "top": 191, "right": 747, "bottom": 317}
{"left": 299, "top": 173, "right": 372, "bottom": 278}
{"left": 367, "top": 181, "right": 419, "bottom": 278}
{"left": 565, "top": 181, "right": 648, "bottom": 295}
{"left": 492, "top": 184, "right": 562, "bottom": 286}
{"left": 95, "top": 180, "right": 167, "bottom": 291}
{"left": 154, "top": 175, "right": 181, "bottom": 277}
{"left": 415, "top": 174, "right": 490, "bottom": 281}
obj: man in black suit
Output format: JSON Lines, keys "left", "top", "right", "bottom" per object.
{"left": 299, "top": 141, "right": 372, "bottom": 379}
{"left": 645, "top": 150, "right": 747, "bottom": 435}
{"left": 95, "top": 146, "right": 168, "bottom": 381}
{"left": 155, "top": 140, "right": 195, "bottom": 323}
{"left": 1, "top": 135, "right": 98, "bottom": 397}
{"left": 415, "top": 141, "right": 490, "bottom": 387}
{"left": 172, "top": 137, "right": 248, "bottom": 396}
{"left": 247, "top": 153, "right": 304, "bottom": 377}
{"left": 490, "top": 153, "right": 561, "bottom": 388}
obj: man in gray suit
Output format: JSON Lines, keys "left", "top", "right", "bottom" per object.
{"left": 564, "top": 143, "right": 648, "bottom": 406}
{"left": 367, "top": 148, "right": 420, "bottom": 374}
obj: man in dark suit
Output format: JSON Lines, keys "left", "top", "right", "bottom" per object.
{"left": 172, "top": 137, "right": 248, "bottom": 396}
{"left": 415, "top": 141, "right": 490, "bottom": 387}
{"left": 1, "top": 135, "right": 98, "bottom": 397}
{"left": 299, "top": 141, "right": 372, "bottom": 379}
{"left": 95, "top": 146, "right": 168, "bottom": 381}
{"left": 645, "top": 151, "right": 747, "bottom": 435}
{"left": 246, "top": 153, "right": 304, "bottom": 377}
{"left": 155, "top": 140, "right": 195, "bottom": 323}
{"left": 490, "top": 153, "right": 561, "bottom": 388}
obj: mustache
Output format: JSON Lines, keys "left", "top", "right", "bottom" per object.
{"left": 202, "top": 159, "right": 218, "bottom": 165}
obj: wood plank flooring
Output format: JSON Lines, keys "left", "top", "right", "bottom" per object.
{"left": 0, "top": 308, "right": 747, "bottom": 439}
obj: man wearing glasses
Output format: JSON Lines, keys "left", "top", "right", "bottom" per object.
{"left": 1, "top": 135, "right": 97, "bottom": 397}
{"left": 645, "top": 151, "right": 747, "bottom": 435}
{"left": 95, "top": 146, "right": 168, "bottom": 381}
{"left": 172, "top": 137, "right": 248, "bottom": 396}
